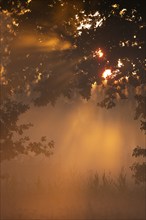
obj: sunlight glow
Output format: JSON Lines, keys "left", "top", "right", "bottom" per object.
{"left": 117, "top": 59, "right": 124, "bottom": 68}
{"left": 93, "top": 48, "right": 104, "bottom": 58}
{"left": 75, "top": 11, "right": 105, "bottom": 36}
{"left": 102, "top": 69, "right": 112, "bottom": 79}
{"left": 112, "top": 4, "right": 119, "bottom": 8}
{"left": 91, "top": 81, "right": 97, "bottom": 90}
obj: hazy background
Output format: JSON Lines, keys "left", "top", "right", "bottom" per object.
{"left": 2, "top": 94, "right": 145, "bottom": 175}
{"left": 1, "top": 96, "right": 145, "bottom": 219}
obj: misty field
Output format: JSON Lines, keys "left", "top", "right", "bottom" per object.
{"left": 1, "top": 170, "right": 146, "bottom": 220}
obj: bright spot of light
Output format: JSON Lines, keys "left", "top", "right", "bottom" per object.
{"left": 91, "top": 81, "right": 97, "bottom": 90}
{"left": 132, "top": 72, "right": 137, "bottom": 75}
{"left": 75, "top": 11, "right": 105, "bottom": 36}
{"left": 93, "top": 48, "right": 104, "bottom": 58}
{"left": 102, "top": 69, "right": 112, "bottom": 79}
{"left": 117, "top": 59, "right": 124, "bottom": 68}
{"left": 112, "top": 4, "right": 119, "bottom": 8}
{"left": 119, "top": 8, "right": 127, "bottom": 16}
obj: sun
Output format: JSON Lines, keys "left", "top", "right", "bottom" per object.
{"left": 102, "top": 69, "right": 112, "bottom": 79}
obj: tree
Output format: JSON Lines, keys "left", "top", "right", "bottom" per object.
{"left": 0, "top": 0, "right": 145, "bottom": 168}
{"left": 0, "top": 0, "right": 54, "bottom": 161}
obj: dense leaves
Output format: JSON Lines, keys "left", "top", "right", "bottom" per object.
{"left": 131, "top": 162, "right": 146, "bottom": 184}
{"left": 132, "top": 146, "right": 146, "bottom": 157}
{"left": 0, "top": 0, "right": 55, "bottom": 161}
{"left": 131, "top": 146, "right": 146, "bottom": 184}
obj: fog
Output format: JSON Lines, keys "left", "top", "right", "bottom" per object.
{"left": 1, "top": 96, "right": 145, "bottom": 219}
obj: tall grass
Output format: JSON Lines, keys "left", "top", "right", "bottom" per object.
{"left": 1, "top": 169, "right": 146, "bottom": 219}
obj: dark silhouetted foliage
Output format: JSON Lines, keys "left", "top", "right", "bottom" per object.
{"left": 131, "top": 146, "right": 146, "bottom": 184}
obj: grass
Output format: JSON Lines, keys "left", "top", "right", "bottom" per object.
{"left": 1, "top": 169, "right": 146, "bottom": 220}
